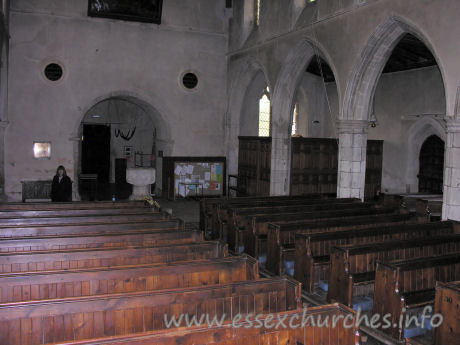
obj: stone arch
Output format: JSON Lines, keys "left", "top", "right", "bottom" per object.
{"left": 406, "top": 117, "right": 446, "bottom": 193}
{"left": 225, "top": 58, "right": 271, "bottom": 175}
{"left": 270, "top": 38, "right": 338, "bottom": 195}
{"left": 74, "top": 91, "right": 172, "bottom": 198}
{"left": 342, "top": 16, "right": 447, "bottom": 122}
{"left": 240, "top": 68, "right": 271, "bottom": 137}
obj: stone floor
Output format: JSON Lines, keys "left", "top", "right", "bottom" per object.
{"left": 157, "top": 197, "right": 200, "bottom": 224}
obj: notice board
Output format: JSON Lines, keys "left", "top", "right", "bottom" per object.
{"left": 162, "top": 157, "right": 226, "bottom": 198}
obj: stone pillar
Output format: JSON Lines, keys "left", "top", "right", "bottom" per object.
{"left": 337, "top": 120, "right": 368, "bottom": 200}
{"left": 0, "top": 121, "right": 8, "bottom": 201}
{"left": 442, "top": 118, "right": 460, "bottom": 220}
{"left": 269, "top": 135, "right": 290, "bottom": 196}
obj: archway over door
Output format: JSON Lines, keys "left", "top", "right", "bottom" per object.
{"left": 418, "top": 135, "right": 444, "bottom": 194}
{"left": 78, "top": 95, "right": 170, "bottom": 200}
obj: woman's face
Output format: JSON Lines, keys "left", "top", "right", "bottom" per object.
{"left": 58, "top": 169, "right": 64, "bottom": 177}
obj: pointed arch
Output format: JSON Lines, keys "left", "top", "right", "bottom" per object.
{"left": 270, "top": 38, "right": 337, "bottom": 195}
{"left": 342, "top": 16, "right": 447, "bottom": 122}
{"left": 406, "top": 117, "right": 446, "bottom": 193}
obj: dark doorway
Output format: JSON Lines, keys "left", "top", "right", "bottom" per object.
{"left": 81, "top": 124, "right": 111, "bottom": 199}
{"left": 418, "top": 135, "right": 444, "bottom": 194}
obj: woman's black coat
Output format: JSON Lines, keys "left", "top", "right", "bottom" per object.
{"left": 51, "top": 175, "right": 72, "bottom": 202}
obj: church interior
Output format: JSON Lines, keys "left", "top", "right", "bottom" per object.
{"left": 0, "top": 0, "right": 459, "bottom": 344}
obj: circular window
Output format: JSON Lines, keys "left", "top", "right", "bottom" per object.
{"left": 44, "top": 63, "right": 63, "bottom": 82}
{"left": 182, "top": 72, "right": 198, "bottom": 89}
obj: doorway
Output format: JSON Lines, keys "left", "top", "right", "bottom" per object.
{"left": 81, "top": 124, "right": 111, "bottom": 199}
{"left": 418, "top": 135, "right": 444, "bottom": 194}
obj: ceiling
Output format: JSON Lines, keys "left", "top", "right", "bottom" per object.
{"left": 306, "top": 56, "right": 335, "bottom": 82}
{"left": 382, "top": 33, "right": 437, "bottom": 73}
{"left": 306, "top": 34, "right": 437, "bottom": 82}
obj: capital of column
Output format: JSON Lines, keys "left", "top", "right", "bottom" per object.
{"left": 336, "top": 119, "right": 369, "bottom": 135}
{"left": 0, "top": 121, "right": 9, "bottom": 129}
{"left": 445, "top": 117, "right": 460, "bottom": 133}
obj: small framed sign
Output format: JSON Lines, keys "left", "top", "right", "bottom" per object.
{"left": 124, "top": 146, "right": 132, "bottom": 157}
{"left": 33, "top": 142, "right": 51, "bottom": 159}
{"left": 88, "top": 0, "right": 163, "bottom": 24}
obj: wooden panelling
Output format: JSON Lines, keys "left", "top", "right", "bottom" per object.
{"left": 0, "top": 241, "right": 228, "bottom": 273}
{"left": 238, "top": 137, "right": 271, "bottom": 196}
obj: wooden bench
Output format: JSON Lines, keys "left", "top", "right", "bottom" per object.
{"left": 433, "top": 280, "right": 460, "bottom": 345}
{"left": 0, "top": 255, "right": 258, "bottom": 303}
{"left": 0, "top": 229, "right": 202, "bottom": 252}
{"left": 373, "top": 253, "right": 460, "bottom": 341}
{"left": 295, "top": 221, "right": 457, "bottom": 293}
{"left": 0, "top": 277, "right": 301, "bottom": 344}
{"left": 415, "top": 197, "right": 443, "bottom": 222}
{"left": 51, "top": 304, "right": 361, "bottom": 345}
{"left": 0, "top": 240, "right": 228, "bottom": 273}
{"left": 0, "top": 218, "right": 184, "bottom": 238}
{"left": 0, "top": 200, "right": 146, "bottom": 211}
{"left": 211, "top": 195, "right": 336, "bottom": 238}
{"left": 225, "top": 199, "right": 367, "bottom": 251}
{"left": 226, "top": 199, "right": 361, "bottom": 241}
{"left": 0, "top": 206, "right": 160, "bottom": 218}
{"left": 199, "top": 195, "right": 322, "bottom": 232}
{"left": 266, "top": 212, "right": 415, "bottom": 275}
{"left": 244, "top": 205, "right": 401, "bottom": 261}
{"left": 328, "top": 234, "right": 460, "bottom": 310}
{"left": 0, "top": 212, "right": 170, "bottom": 227}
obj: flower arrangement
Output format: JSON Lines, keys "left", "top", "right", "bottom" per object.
{"left": 143, "top": 195, "right": 160, "bottom": 209}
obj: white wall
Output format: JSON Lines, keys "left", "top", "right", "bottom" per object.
{"left": 368, "top": 66, "right": 446, "bottom": 194}
{"left": 5, "top": 0, "right": 228, "bottom": 200}
{"left": 294, "top": 72, "right": 337, "bottom": 138}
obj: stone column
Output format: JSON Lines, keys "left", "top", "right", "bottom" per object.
{"left": 269, "top": 135, "right": 290, "bottom": 196}
{"left": 337, "top": 120, "right": 368, "bottom": 200}
{"left": 442, "top": 118, "right": 460, "bottom": 220}
{"left": 0, "top": 121, "right": 8, "bottom": 201}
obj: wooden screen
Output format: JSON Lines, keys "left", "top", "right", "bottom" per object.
{"left": 237, "top": 137, "right": 271, "bottom": 196}
{"left": 237, "top": 137, "right": 383, "bottom": 199}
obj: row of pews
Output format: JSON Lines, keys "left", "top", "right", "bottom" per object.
{"left": 201, "top": 195, "right": 460, "bottom": 344}
{"left": 0, "top": 199, "right": 360, "bottom": 344}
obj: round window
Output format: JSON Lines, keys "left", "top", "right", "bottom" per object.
{"left": 44, "top": 63, "right": 64, "bottom": 82}
{"left": 182, "top": 72, "right": 198, "bottom": 89}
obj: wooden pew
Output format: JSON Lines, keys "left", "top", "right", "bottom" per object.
{"left": 373, "top": 253, "right": 460, "bottom": 341}
{"left": 48, "top": 304, "right": 361, "bottom": 345}
{"left": 225, "top": 199, "right": 368, "bottom": 250}
{"left": 227, "top": 199, "right": 361, "bottom": 240}
{"left": 0, "top": 207, "right": 160, "bottom": 218}
{"left": 0, "top": 219, "right": 184, "bottom": 238}
{"left": 0, "top": 255, "right": 258, "bottom": 303}
{"left": 0, "top": 229, "right": 202, "bottom": 252}
{"left": 266, "top": 212, "right": 414, "bottom": 275}
{"left": 295, "top": 221, "right": 456, "bottom": 293}
{"left": 0, "top": 200, "right": 146, "bottom": 211}
{"left": 0, "top": 240, "right": 228, "bottom": 273}
{"left": 415, "top": 197, "right": 443, "bottom": 222}
{"left": 0, "top": 277, "right": 301, "bottom": 344}
{"left": 199, "top": 195, "right": 327, "bottom": 232}
{"left": 328, "top": 234, "right": 460, "bottom": 310}
{"left": 244, "top": 205, "right": 401, "bottom": 260}
{"left": 210, "top": 195, "right": 337, "bottom": 238}
{"left": 433, "top": 280, "right": 460, "bottom": 345}
{"left": 0, "top": 212, "right": 170, "bottom": 227}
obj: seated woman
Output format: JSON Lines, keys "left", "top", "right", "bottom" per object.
{"left": 51, "top": 165, "right": 72, "bottom": 202}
